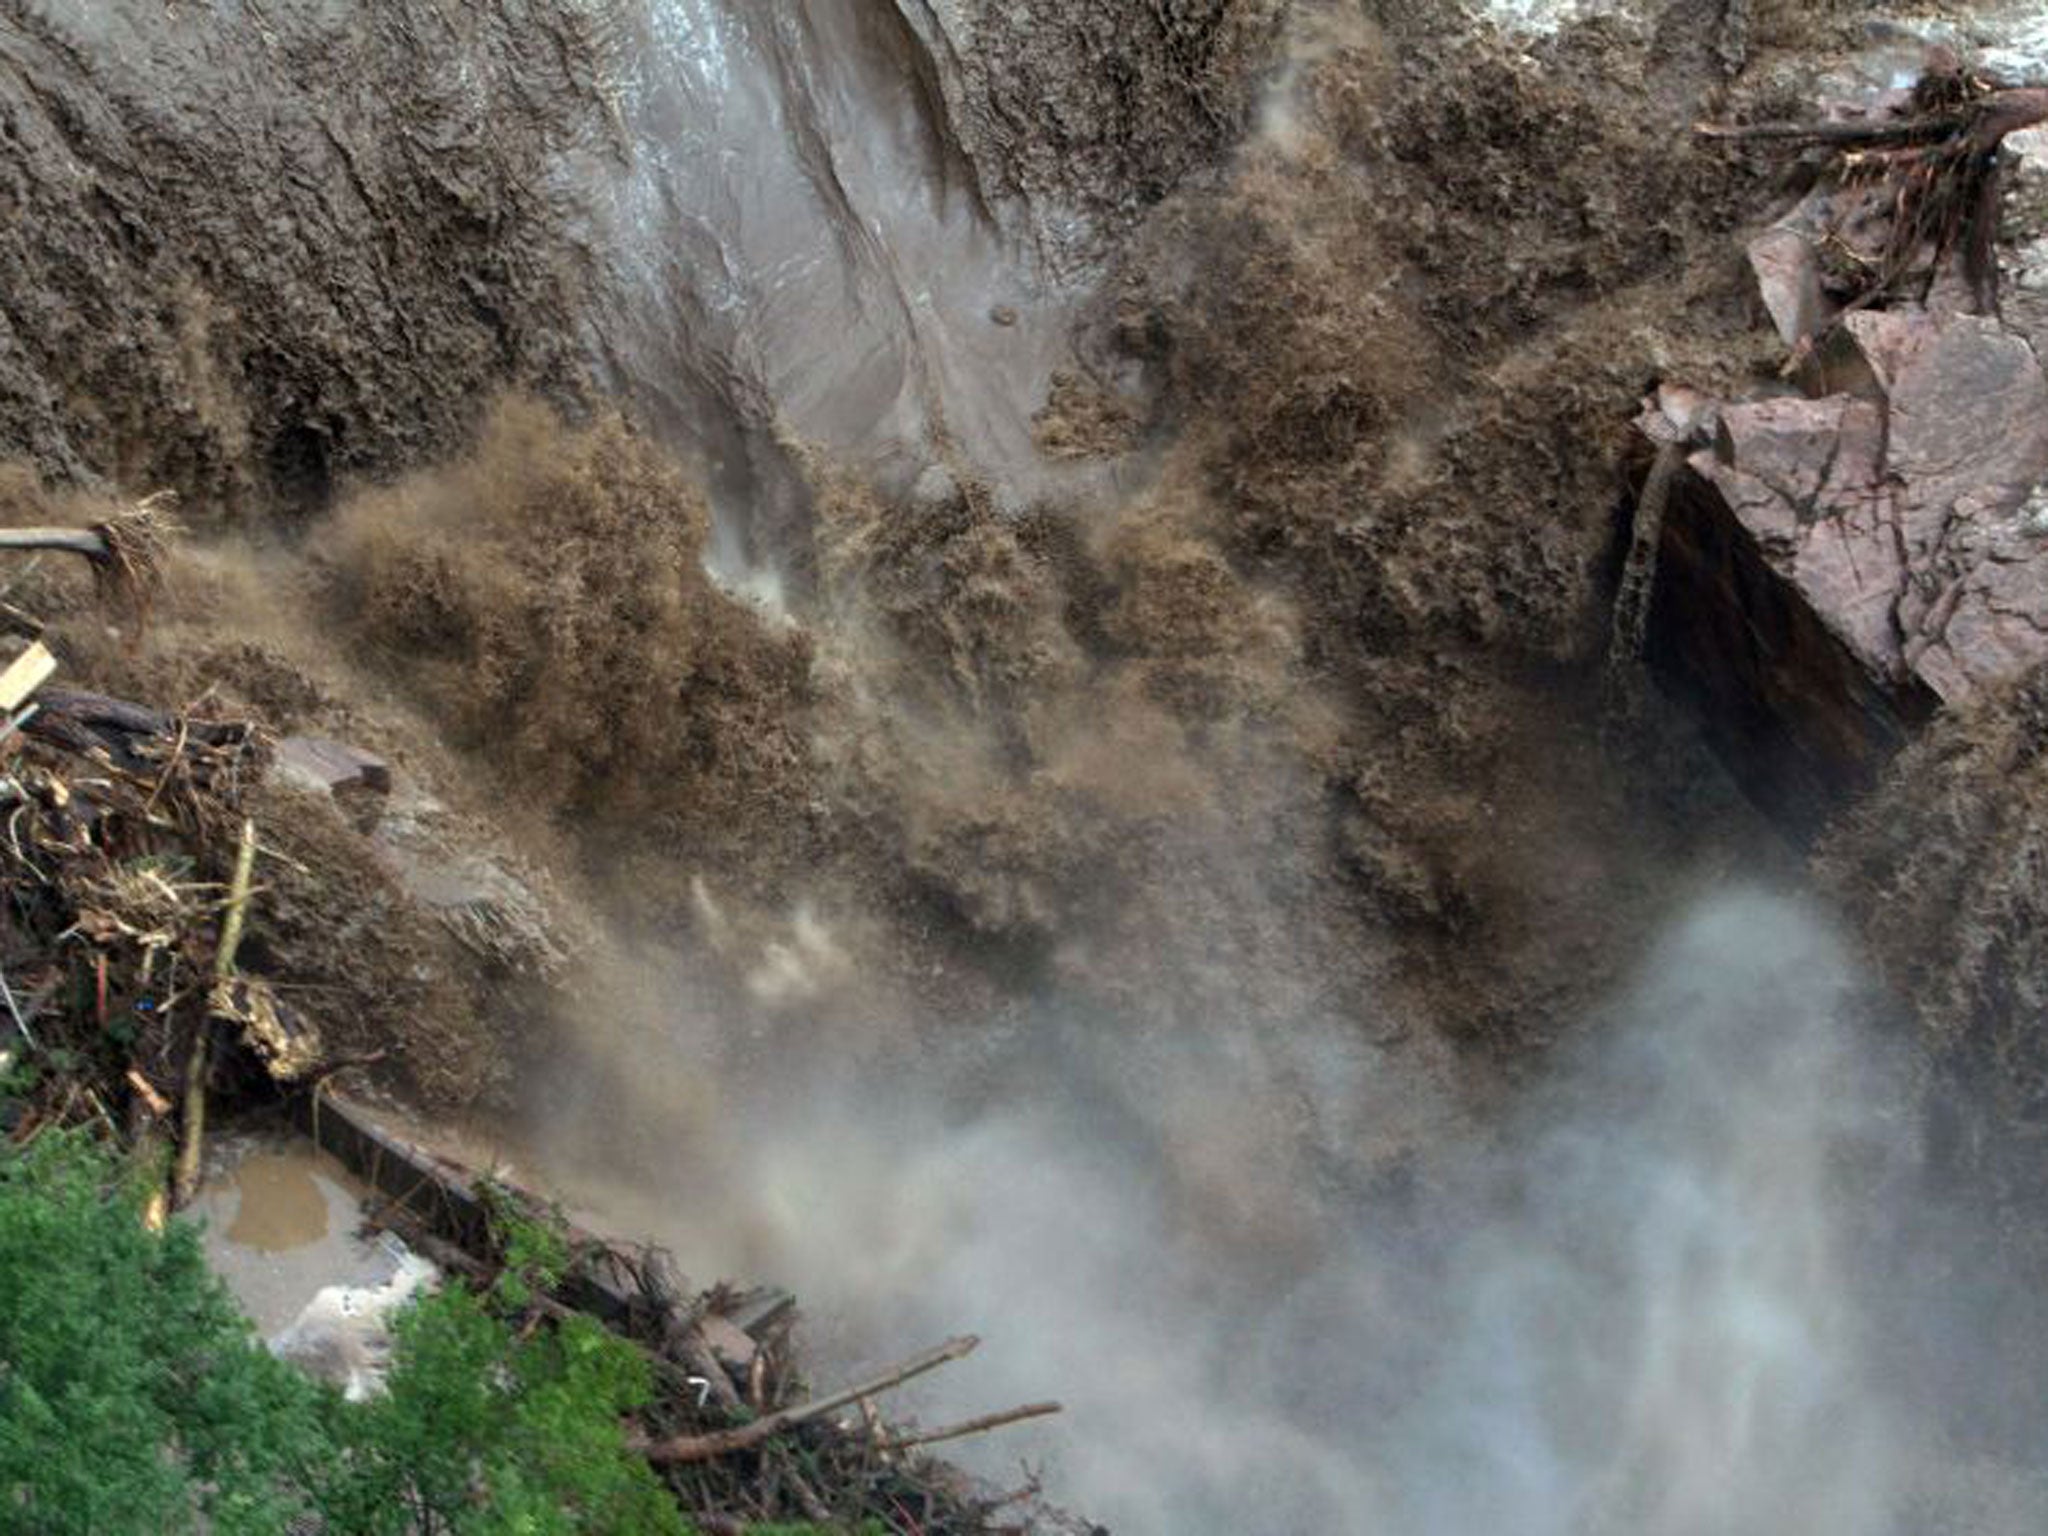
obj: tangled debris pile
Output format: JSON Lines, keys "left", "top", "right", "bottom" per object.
{"left": 302, "top": 1095, "right": 1072, "bottom": 1534}
{"left": 0, "top": 629, "right": 279, "bottom": 1173}
{"left": 0, "top": 523, "right": 1069, "bottom": 1534}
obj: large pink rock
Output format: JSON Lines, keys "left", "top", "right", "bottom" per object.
{"left": 1648, "top": 308, "right": 2048, "bottom": 828}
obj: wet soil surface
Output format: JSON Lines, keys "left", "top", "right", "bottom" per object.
{"left": 0, "top": 1, "right": 606, "bottom": 520}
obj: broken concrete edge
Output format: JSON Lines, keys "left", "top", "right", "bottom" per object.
{"left": 288, "top": 1085, "right": 792, "bottom": 1343}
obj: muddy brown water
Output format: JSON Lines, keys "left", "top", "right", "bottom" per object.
{"left": 193, "top": 1137, "right": 393, "bottom": 1338}
{"left": 584, "top": 0, "right": 1139, "bottom": 578}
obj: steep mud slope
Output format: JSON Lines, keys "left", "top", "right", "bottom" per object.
{"left": 0, "top": 2, "right": 611, "bottom": 518}
{"left": 897, "top": 0, "right": 1286, "bottom": 270}
{"left": 1004, "top": 1, "right": 1805, "bottom": 1054}
{"left": 1818, "top": 669, "right": 2048, "bottom": 1242}
{"left": 0, "top": 0, "right": 1287, "bottom": 560}
{"left": 581, "top": 0, "right": 1288, "bottom": 578}
{"left": 10, "top": 2, "right": 2048, "bottom": 1531}
{"left": 313, "top": 401, "right": 820, "bottom": 915}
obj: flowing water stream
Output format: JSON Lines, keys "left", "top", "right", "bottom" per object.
{"left": 575, "top": 0, "right": 1120, "bottom": 590}
{"left": 476, "top": 7, "right": 2048, "bottom": 1530}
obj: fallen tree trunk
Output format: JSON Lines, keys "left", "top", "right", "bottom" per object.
{"left": 173, "top": 818, "right": 258, "bottom": 1208}
{"left": 1695, "top": 87, "right": 2048, "bottom": 150}
{"left": 0, "top": 496, "right": 179, "bottom": 615}
{"left": 1698, "top": 79, "right": 2048, "bottom": 317}
{"left": 27, "top": 689, "right": 244, "bottom": 745}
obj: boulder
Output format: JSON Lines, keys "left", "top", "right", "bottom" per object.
{"left": 1646, "top": 307, "right": 2048, "bottom": 831}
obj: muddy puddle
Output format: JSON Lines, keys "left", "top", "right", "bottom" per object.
{"left": 192, "top": 1134, "right": 396, "bottom": 1337}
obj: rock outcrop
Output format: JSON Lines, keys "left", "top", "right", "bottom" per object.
{"left": 1643, "top": 47, "right": 2048, "bottom": 830}
{"left": 1647, "top": 306, "right": 2048, "bottom": 828}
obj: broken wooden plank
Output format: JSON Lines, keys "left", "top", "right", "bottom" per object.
{"left": 0, "top": 642, "right": 56, "bottom": 713}
{"left": 274, "top": 736, "right": 392, "bottom": 798}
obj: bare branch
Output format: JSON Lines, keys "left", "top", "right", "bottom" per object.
{"left": 875, "top": 1400, "right": 1064, "bottom": 1453}
{"left": 641, "top": 1335, "right": 982, "bottom": 1466}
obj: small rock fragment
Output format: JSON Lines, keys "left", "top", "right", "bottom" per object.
{"left": 697, "top": 1314, "right": 760, "bottom": 1375}
{"left": 275, "top": 736, "right": 392, "bottom": 798}
{"left": 1748, "top": 227, "right": 1829, "bottom": 348}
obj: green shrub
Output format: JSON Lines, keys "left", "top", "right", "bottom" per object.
{"left": 321, "top": 1287, "right": 687, "bottom": 1535}
{"left": 0, "top": 1131, "right": 328, "bottom": 1534}
{"left": 0, "top": 1131, "right": 689, "bottom": 1535}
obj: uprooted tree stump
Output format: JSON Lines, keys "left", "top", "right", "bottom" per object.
{"left": 1699, "top": 66, "right": 2048, "bottom": 317}
{"left": 0, "top": 493, "right": 180, "bottom": 620}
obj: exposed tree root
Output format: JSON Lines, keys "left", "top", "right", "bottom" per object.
{"left": 1700, "top": 71, "right": 2048, "bottom": 315}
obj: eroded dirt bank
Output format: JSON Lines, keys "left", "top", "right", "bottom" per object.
{"left": 4, "top": 0, "right": 2048, "bottom": 1530}
{"left": 2, "top": 0, "right": 1798, "bottom": 1125}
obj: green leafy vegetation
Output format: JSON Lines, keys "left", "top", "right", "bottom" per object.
{"left": 0, "top": 1131, "right": 693, "bottom": 1535}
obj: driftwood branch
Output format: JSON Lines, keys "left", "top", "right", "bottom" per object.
{"left": 875, "top": 1400, "right": 1064, "bottom": 1453}
{"left": 1695, "top": 115, "right": 1944, "bottom": 146}
{"left": 173, "top": 818, "right": 258, "bottom": 1207}
{"left": 0, "top": 494, "right": 180, "bottom": 618}
{"left": 1695, "top": 88, "right": 2048, "bottom": 151}
{"left": 642, "top": 1334, "right": 981, "bottom": 1466}
{"left": 0, "top": 528, "right": 110, "bottom": 560}
{"left": 376, "top": 1215, "right": 727, "bottom": 1404}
